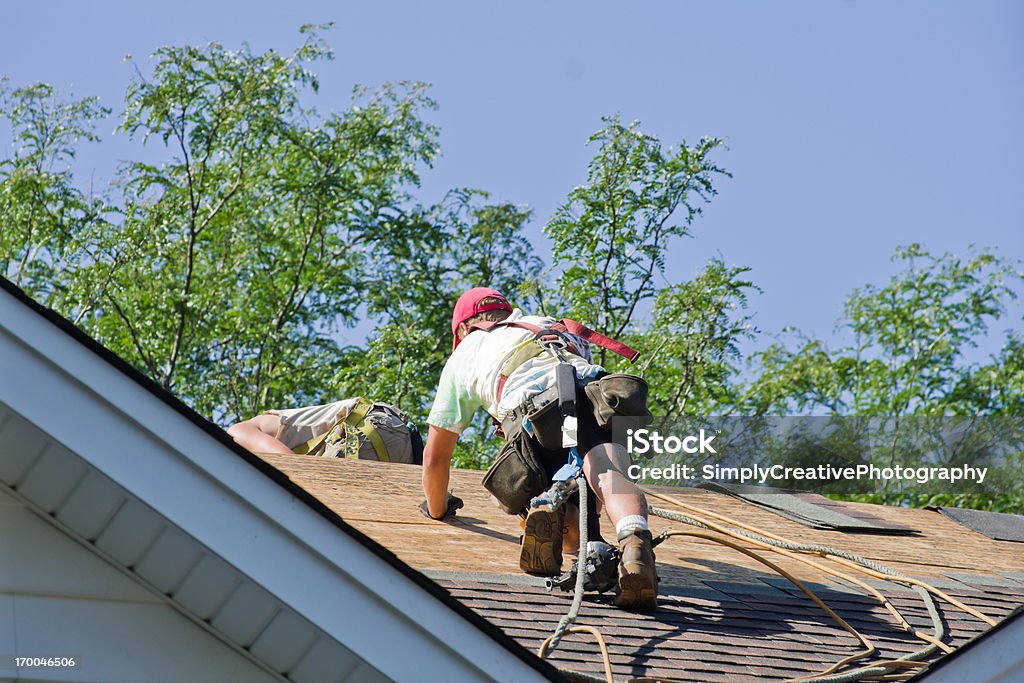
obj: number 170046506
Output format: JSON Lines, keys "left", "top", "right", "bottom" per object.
{"left": 15, "top": 656, "right": 76, "bottom": 668}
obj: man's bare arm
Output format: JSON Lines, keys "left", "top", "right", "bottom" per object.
{"left": 227, "top": 414, "right": 294, "bottom": 455}
{"left": 422, "top": 425, "right": 459, "bottom": 518}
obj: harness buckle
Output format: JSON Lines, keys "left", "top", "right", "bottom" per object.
{"left": 533, "top": 328, "right": 573, "bottom": 353}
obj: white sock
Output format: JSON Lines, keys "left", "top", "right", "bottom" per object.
{"left": 615, "top": 515, "right": 649, "bottom": 540}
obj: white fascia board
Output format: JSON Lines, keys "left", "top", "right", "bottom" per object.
{"left": 917, "top": 611, "right": 1024, "bottom": 683}
{"left": 0, "top": 287, "right": 550, "bottom": 683}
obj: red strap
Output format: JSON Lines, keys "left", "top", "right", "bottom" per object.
{"left": 554, "top": 319, "right": 640, "bottom": 362}
{"left": 468, "top": 319, "right": 638, "bottom": 362}
{"left": 469, "top": 318, "right": 640, "bottom": 362}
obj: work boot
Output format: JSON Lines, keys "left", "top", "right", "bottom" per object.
{"left": 520, "top": 503, "right": 565, "bottom": 576}
{"left": 615, "top": 529, "right": 658, "bottom": 611}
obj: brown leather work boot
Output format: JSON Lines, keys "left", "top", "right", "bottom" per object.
{"left": 520, "top": 503, "right": 565, "bottom": 576}
{"left": 616, "top": 529, "right": 658, "bottom": 610}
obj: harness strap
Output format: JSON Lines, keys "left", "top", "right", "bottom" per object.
{"left": 494, "top": 338, "right": 546, "bottom": 405}
{"left": 294, "top": 397, "right": 390, "bottom": 462}
{"left": 557, "top": 319, "right": 641, "bottom": 363}
{"left": 469, "top": 317, "right": 638, "bottom": 440}
{"left": 295, "top": 429, "right": 330, "bottom": 456}
{"left": 470, "top": 317, "right": 639, "bottom": 409}
{"left": 344, "top": 397, "right": 390, "bottom": 462}
{"left": 469, "top": 318, "right": 640, "bottom": 362}
{"left": 499, "top": 384, "right": 559, "bottom": 438}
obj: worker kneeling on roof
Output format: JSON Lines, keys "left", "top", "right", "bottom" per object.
{"left": 421, "top": 287, "right": 658, "bottom": 611}
{"left": 228, "top": 397, "right": 423, "bottom": 464}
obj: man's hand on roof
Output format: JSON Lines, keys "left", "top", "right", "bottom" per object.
{"left": 419, "top": 491, "right": 464, "bottom": 520}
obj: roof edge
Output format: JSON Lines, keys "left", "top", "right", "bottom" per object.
{"left": 909, "top": 605, "right": 1024, "bottom": 682}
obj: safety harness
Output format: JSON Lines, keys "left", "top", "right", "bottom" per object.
{"left": 467, "top": 317, "right": 640, "bottom": 405}
{"left": 293, "top": 397, "right": 398, "bottom": 461}
{"left": 472, "top": 317, "right": 641, "bottom": 480}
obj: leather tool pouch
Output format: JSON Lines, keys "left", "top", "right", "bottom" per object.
{"left": 525, "top": 396, "right": 564, "bottom": 452}
{"left": 583, "top": 373, "right": 653, "bottom": 430}
{"left": 482, "top": 429, "right": 549, "bottom": 515}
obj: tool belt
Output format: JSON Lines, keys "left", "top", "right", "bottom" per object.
{"left": 483, "top": 373, "right": 652, "bottom": 514}
{"left": 583, "top": 373, "right": 653, "bottom": 430}
{"left": 483, "top": 386, "right": 564, "bottom": 515}
{"left": 482, "top": 428, "right": 549, "bottom": 515}
{"left": 499, "top": 385, "right": 562, "bottom": 449}
{"left": 501, "top": 372, "right": 652, "bottom": 436}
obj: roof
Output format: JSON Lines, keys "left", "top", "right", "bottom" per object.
{"left": 257, "top": 453, "right": 1024, "bottom": 682}
{"left": 0, "top": 276, "right": 557, "bottom": 683}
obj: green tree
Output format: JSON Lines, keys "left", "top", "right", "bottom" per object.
{"left": 0, "top": 80, "right": 109, "bottom": 305}
{"left": 0, "top": 30, "right": 546, "bottom": 444}
{"left": 638, "top": 259, "right": 759, "bottom": 419}
{"left": 58, "top": 30, "right": 440, "bottom": 422}
{"left": 544, "top": 117, "right": 729, "bottom": 367}
{"left": 543, "top": 117, "right": 751, "bottom": 419}
{"left": 949, "top": 332, "right": 1024, "bottom": 415}
{"left": 337, "top": 189, "right": 542, "bottom": 468}
{"left": 743, "top": 245, "right": 1023, "bottom": 416}
{"left": 740, "top": 246, "right": 1024, "bottom": 510}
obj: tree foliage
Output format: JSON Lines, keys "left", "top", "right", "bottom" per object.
{"left": 47, "top": 31, "right": 441, "bottom": 422}
{"left": 0, "top": 80, "right": 109, "bottom": 304}
{"left": 543, "top": 116, "right": 729, "bottom": 365}
{"left": 542, "top": 117, "right": 749, "bottom": 417}
{"left": 739, "top": 247, "right": 1024, "bottom": 509}
{"left": 0, "top": 31, "right": 549, "bottom": 458}
{"left": 337, "top": 189, "right": 540, "bottom": 421}
{"left": 952, "top": 332, "right": 1024, "bottom": 415}
{"left": 743, "top": 245, "right": 1024, "bottom": 417}
{"left": 639, "top": 260, "right": 759, "bottom": 420}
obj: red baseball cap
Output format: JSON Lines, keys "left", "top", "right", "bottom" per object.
{"left": 451, "top": 287, "right": 513, "bottom": 350}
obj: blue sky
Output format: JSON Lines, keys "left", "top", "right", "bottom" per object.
{"left": 3, "top": 1, "right": 1022, "bottom": 357}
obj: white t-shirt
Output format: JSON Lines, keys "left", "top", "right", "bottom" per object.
{"left": 427, "top": 310, "right": 604, "bottom": 434}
